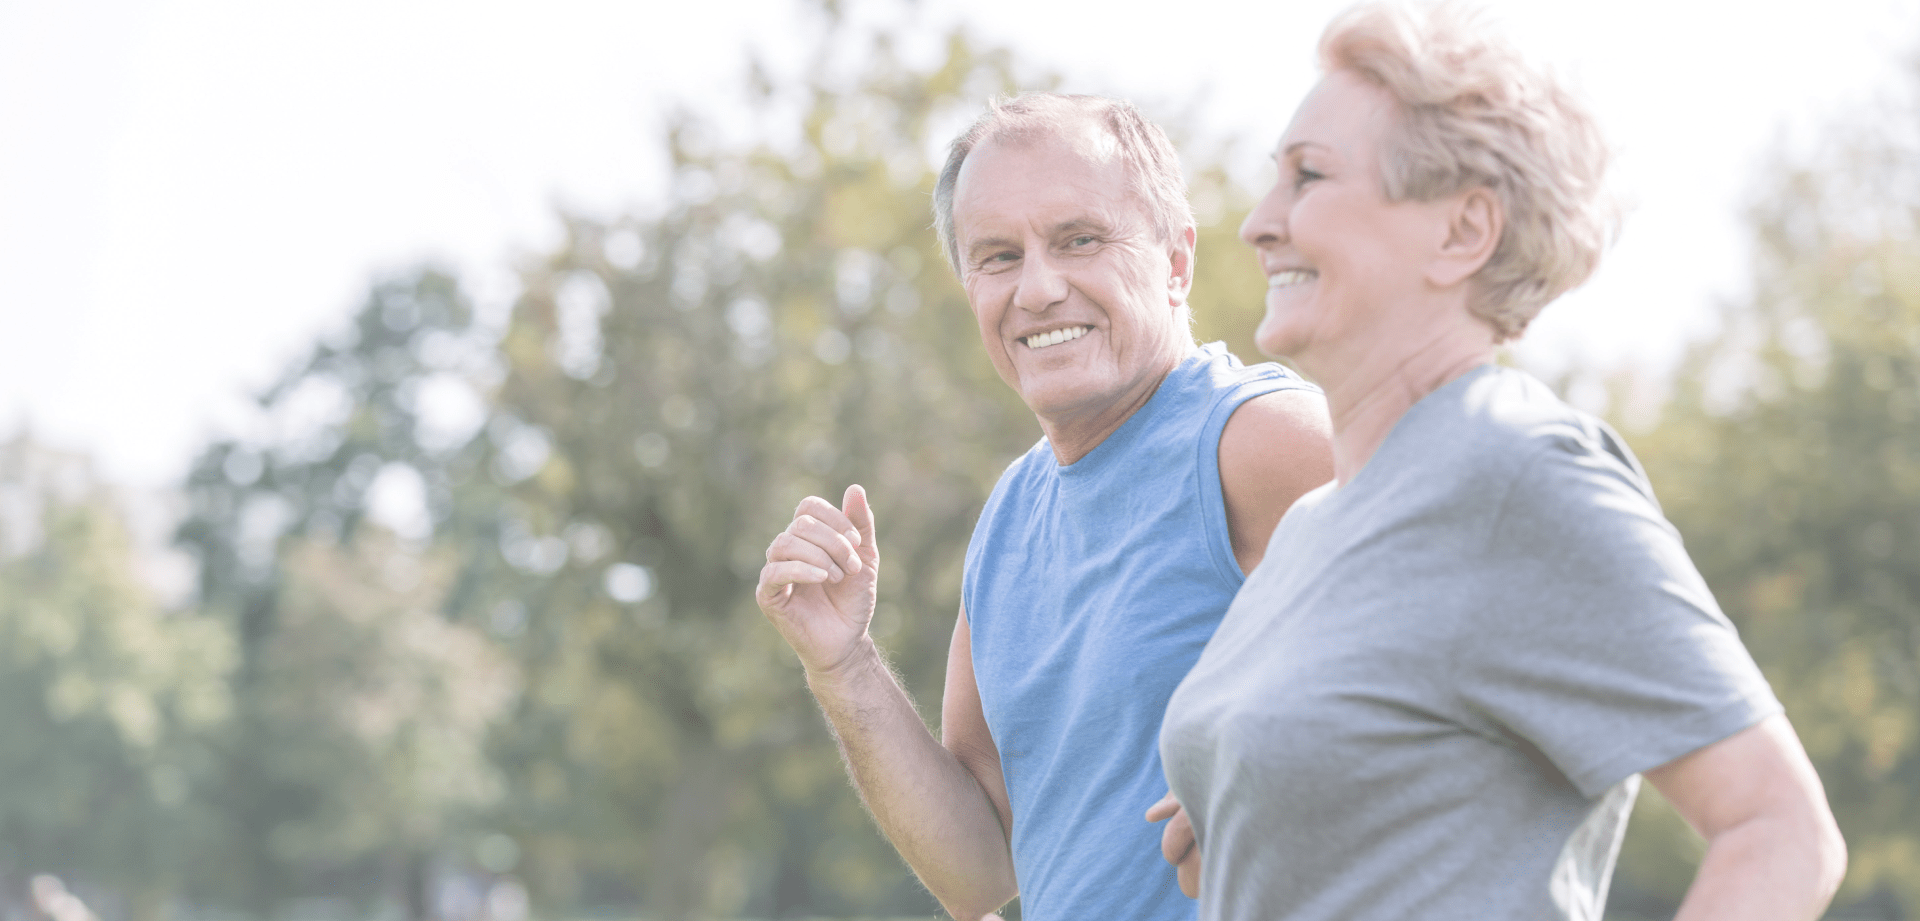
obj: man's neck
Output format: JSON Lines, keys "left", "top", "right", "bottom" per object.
{"left": 1036, "top": 355, "right": 1185, "bottom": 467}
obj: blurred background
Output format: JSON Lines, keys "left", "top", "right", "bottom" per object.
{"left": 2, "top": 0, "right": 1918, "bottom": 918}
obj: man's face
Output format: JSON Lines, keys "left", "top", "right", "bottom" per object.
{"left": 951, "top": 126, "right": 1194, "bottom": 428}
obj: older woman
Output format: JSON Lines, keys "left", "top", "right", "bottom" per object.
{"left": 1151, "top": 3, "right": 1847, "bottom": 919}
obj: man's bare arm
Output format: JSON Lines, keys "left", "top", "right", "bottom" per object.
{"left": 757, "top": 486, "right": 1016, "bottom": 920}
{"left": 1218, "top": 388, "right": 1335, "bottom": 574}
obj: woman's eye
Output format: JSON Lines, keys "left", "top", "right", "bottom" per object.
{"left": 1293, "top": 167, "right": 1324, "bottom": 191}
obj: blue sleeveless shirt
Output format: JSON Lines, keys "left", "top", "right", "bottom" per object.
{"left": 962, "top": 343, "right": 1316, "bottom": 920}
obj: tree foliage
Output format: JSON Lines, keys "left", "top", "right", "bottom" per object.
{"left": 256, "top": 534, "right": 515, "bottom": 875}
{"left": 0, "top": 437, "right": 232, "bottom": 919}
{"left": 174, "top": 268, "right": 518, "bottom": 917}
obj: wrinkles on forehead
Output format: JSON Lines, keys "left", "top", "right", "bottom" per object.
{"left": 955, "top": 159, "right": 1146, "bottom": 269}
{"left": 953, "top": 126, "right": 1143, "bottom": 246}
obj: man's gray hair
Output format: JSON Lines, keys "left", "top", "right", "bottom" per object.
{"left": 932, "top": 93, "right": 1194, "bottom": 275}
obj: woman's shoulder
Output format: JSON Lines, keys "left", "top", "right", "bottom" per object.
{"left": 1442, "top": 368, "right": 1668, "bottom": 530}
{"left": 1451, "top": 367, "right": 1646, "bottom": 477}
{"left": 1362, "top": 365, "right": 1657, "bottom": 522}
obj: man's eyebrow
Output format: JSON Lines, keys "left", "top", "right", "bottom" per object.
{"left": 1052, "top": 217, "right": 1113, "bottom": 236}
{"left": 964, "top": 234, "right": 1019, "bottom": 258}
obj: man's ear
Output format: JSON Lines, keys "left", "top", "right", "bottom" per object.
{"left": 1168, "top": 224, "right": 1198, "bottom": 306}
{"left": 1427, "top": 187, "right": 1502, "bottom": 289}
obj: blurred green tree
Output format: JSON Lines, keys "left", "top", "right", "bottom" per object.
{"left": 247, "top": 533, "right": 515, "bottom": 907}
{"left": 1606, "top": 90, "right": 1920, "bottom": 916}
{"left": 175, "top": 270, "right": 519, "bottom": 918}
{"left": 0, "top": 436, "right": 232, "bottom": 921}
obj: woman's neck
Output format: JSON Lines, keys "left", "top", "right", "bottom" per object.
{"left": 1308, "top": 310, "right": 1499, "bottom": 485}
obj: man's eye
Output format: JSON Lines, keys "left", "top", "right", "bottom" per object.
{"left": 979, "top": 251, "right": 1019, "bottom": 269}
{"left": 1070, "top": 235, "right": 1097, "bottom": 247}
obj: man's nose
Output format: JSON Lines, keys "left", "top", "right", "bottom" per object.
{"left": 1012, "top": 251, "right": 1069, "bottom": 313}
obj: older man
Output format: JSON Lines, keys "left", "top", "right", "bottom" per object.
{"left": 755, "top": 94, "right": 1332, "bottom": 920}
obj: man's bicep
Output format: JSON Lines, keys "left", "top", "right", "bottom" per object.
{"left": 1218, "top": 388, "right": 1334, "bottom": 573}
{"left": 943, "top": 605, "right": 1013, "bottom": 840}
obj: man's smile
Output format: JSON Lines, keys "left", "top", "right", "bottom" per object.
{"left": 1021, "top": 325, "right": 1093, "bottom": 350}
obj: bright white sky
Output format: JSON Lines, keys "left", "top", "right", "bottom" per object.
{"left": 4, "top": 0, "right": 1919, "bottom": 488}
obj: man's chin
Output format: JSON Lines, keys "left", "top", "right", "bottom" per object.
{"left": 1018, "top": 380, "right": 1110, "bottom": 421}
{"left": 1017, "top": 389, "right": 1077, "bottom": 418}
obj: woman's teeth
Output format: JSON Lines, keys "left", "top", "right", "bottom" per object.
{"left": 1024, "top": 326, "right": 1091, "bottom": 349}
{"left": 1268, "top": 270, "right": 1317, "bottom": 289}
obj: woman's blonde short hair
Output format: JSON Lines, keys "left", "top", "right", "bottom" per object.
{"left": 1321, "top": 2, "right": 1614, "bottom": 340}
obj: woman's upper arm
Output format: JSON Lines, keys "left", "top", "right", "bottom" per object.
{"left": 1645, "top": 713, "right": 1845, "bottom": 860}
{"left": 1644, "top": 714, "right": 1848, "bottom": 915}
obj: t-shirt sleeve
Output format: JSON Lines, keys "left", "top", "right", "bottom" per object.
{"left": 1450, "top": 429, "right": 1782, "bottom": 799}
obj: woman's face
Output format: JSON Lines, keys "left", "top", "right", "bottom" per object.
{"left": 1240, "top": 69, "right": 1460, "bottom": 365}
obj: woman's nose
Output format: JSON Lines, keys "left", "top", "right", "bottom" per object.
{"left": 1240, "top": 186, "right": 1289, "bottom": 249}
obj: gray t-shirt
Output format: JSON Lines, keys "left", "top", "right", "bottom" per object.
{"left": 1160, "top": 364, "right": 1780, "bottom": 921}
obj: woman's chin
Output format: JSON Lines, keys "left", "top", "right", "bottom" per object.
{"left": 1254, "top": 314, "right": 1304, "bottom": 361}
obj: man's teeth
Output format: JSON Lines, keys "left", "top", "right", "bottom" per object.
{"left": 1268, "top": 269, "right": 1317, "bottom": 289}
{"left": 1023, "top": 326, "right": 1092, "bottom": 349}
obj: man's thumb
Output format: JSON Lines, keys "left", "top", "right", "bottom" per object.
{"left": 843, "top": 483, "right": 876, "bottom": 547}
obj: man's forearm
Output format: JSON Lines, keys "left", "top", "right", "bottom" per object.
{"left": 806, "top": 637, "right": 1018, "bottom": 919}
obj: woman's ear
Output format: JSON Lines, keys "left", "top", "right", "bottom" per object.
{"left": 1427, "top": 187, "right": 1502, "bottom": 288}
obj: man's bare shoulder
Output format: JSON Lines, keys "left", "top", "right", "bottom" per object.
{"left": 1218, "top": 388, "right": 1335, "bottom": 572}
{"left": 1220, "top": 388, "right": 1334, "bottom": 485}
